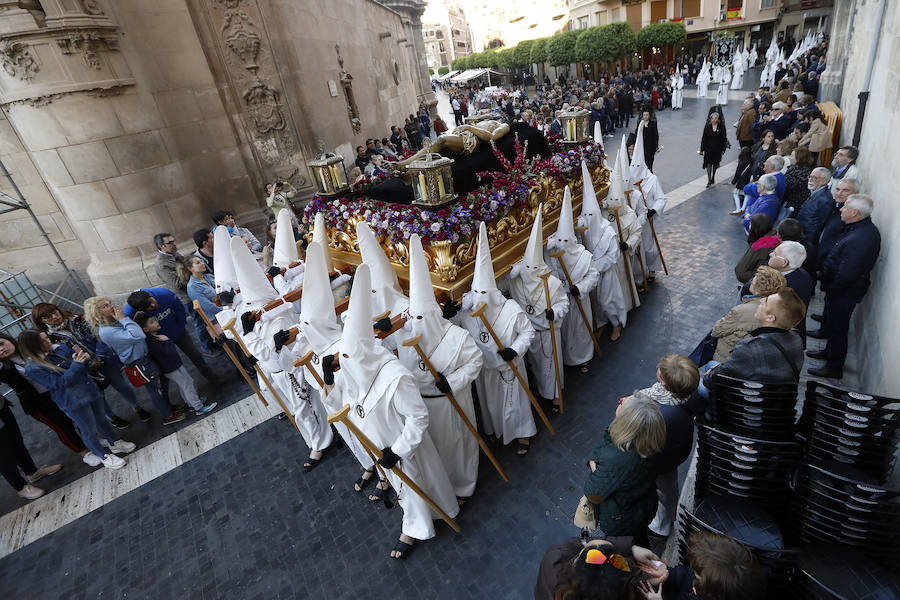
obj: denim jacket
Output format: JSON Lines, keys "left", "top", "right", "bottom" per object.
{"left": 25, "top": 356, "right": 102, "bottom": 413}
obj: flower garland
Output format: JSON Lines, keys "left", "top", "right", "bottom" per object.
{"left": 303, "top": 139, "right": 604, "bottom": 246}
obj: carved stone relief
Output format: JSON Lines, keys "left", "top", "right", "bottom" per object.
{"left": 81, "top": 0, "right": 105, "bottom": 15}
{"left": 335, "top": 44, "right": 361, "bottom": 134}
{"left": 56, "top": 31, "right": 118, "bottom": 70}
{"left": 0, "top": 40, "right": 39, "bottom": 81}
{"left": 222, "top": 10, "right": 260, "bottom": 72}
{"left": 243, "top": 80, "right": 285, "bottom": 134}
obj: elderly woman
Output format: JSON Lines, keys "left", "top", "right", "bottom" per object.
{"left": 783, "top": 147, "right": 816, "bottom": 212}
{"left": 741, "top": 174, "right": 781, "bottom": 234}
{"left": 583, "top": 392, "right": 666, "bottom": 544}
{"left": 713, "top": 266, "right": 787, "bottom": 361}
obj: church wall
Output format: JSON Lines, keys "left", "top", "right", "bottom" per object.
{"left": 822, "top": 0, "right": 899, "bottom": 397}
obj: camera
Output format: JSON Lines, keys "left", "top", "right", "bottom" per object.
{"left": 275, "top": 181, "right": 285, "bottom": 189}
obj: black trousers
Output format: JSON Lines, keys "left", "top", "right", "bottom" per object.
{"left": 0, "top": 402, "right": 38, "bottom": 491}
{"left": 822, "top": 293, "right": 859, "bottom": 372}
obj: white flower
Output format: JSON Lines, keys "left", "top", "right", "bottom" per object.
{"left": 430, "top": 222, "right": 441, "bottom": 233}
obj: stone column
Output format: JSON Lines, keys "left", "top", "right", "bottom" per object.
{"left": 383, "top": 0, "right": 438, "bottom": 113}
{"left": 818, "top": 0, "right": 854, "bottom": 103}
{"left": 0, "top": 0, "right": 259, "bottom": 295}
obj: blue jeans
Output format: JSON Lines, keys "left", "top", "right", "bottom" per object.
{"left": 66, "top": 398, "right": 118, "bottom": 458}
{"left": 695, "top": 361, "right": 721, "bottom": 401}
{"left": 139, "top": 377, "right": 170, "bottom": 416}
{"left": 100, "top": 357, "right": 139, "bottom": 409}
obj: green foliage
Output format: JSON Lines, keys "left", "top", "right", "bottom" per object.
{"left": 530, "top": 37, "right": 549, "bottom": 64}
{"left": 546, "top": 30, "right": 581, "bottom": 67}
{"left": 596, "top": 22, "right": 637, "bottom": 60}
{"left": 636, "top": 21, "right": 687, "bottom": 49}
{"left": 437, "top": 66, "right": 449, "bottom": 75}
{"left": 497, "top": 47, "right": 516, "bottom": 70}
{"left": 574, "top": 26, "right": 604, "bottom": 63}
{"left": 429, "top": 68, "right": 434, "bottom": 75}
{"left": 512, "top": 39, "right": 535, "bottom": 66}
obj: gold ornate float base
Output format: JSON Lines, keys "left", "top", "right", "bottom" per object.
{"left": 323, "top": 164, "right": 610, "bottom": 299}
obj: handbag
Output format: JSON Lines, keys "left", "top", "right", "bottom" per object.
{"left": 124, "top": 355, "right": 160, "bottom": 387}
{"left": 689, "top": 330, "right": 718, "bottom": 366}
{"left": 573, "top": 495, "right": 597, "bottom": 531}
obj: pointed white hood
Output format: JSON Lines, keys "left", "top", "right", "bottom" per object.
{"left": 523, "top": 204, "right": 548, "bottom": 271}
{"left": 548, "top": 185, "right": 590, "bottom": 283}
{"left": 406, "top": 234, "right": 450, "bottom": 356}
{"left": 299, "top": 241, "right": 341, "bottom": 352}
{"left": 356, "top": 221, "right": 408, "bottom": 317}
{"left": 213, "top": 226, "right": 238, "bottom": 294}
{"left": 231, "top": 236, "right": 280, "bottom": 311}
{"left": 594, "top": 121, "right": 603, "bottom": 145}
{"left": 273, "top": 208, "right": 299, "bottom": 268}
{"left": 606, "top": 146, "right": 628, "bottom": 210}
{"left": 630, "top": 123, "right": 651, "bottom": 183}
{"left": 580, "top": 160, "right": 601, "bottom": 218}
{"left": 338, "top": 264, "right": 394, "bottom": 399}
{"left": 312, "top": 212, "right": 334, "bottom": 273}
{"left": 464, "top": 221, "right": 505, "bottom": 321}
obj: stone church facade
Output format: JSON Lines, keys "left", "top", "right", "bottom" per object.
{"left": 0, "top": 0, "right": 434, "bottom": 294}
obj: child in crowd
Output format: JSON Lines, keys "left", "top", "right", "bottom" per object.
{"left": 634, "top": 531, "right": 766, "bottom": 600}
{"left": 134, "top": 314, "right": 217, "bottom": 417}
{"left": 639, "top": 354, "right": 701, "bottom": 540}
{"left": 730, "top": 146, "right": 753, "bottom": 215}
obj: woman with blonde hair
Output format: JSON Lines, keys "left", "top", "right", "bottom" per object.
{"left": 19, "top": 330, "right": 135, "bottom": 470}
{"left": 583, "top": 392, "right": 666, "bottom": 543}
{"left": 85, "top": 296, "right": 184, "bottom": 426}
{"left": 712, "top": 266, "right": 786, "bottom": 362}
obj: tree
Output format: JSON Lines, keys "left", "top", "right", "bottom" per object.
{"left": 451, "top": 56, "right": 467, "bottom": 70}
{"left": 636, "top": 21, "right": 687, "bottom": 49}
{"left": 496, "top": 47, "right": 516, "bottom": 70}
{"left": 437, "top": 66, "right": 449, "bottom": 75}
{"left": 530, "top": 37, "right": 549, "bottom": 65}
{"left": 512, "top": 39, "right": 535, "bottom": 67}
{"left": 428, "top": 67, "right": 434, "bottom": 75}
{"left": 595, "top": 22, "right": 637, "bottom": 61}
{"left": 546, "top": 30, "right": 581, "bottom": 67}
{"left": 574, "top": 26, "right": 604, "bottom": 63}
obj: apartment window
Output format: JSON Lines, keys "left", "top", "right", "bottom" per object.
{"left": 577, "top": 16, "right": 589, "bottom": 29}
{"left": 683, "top": 0, "right": 701, "bottom": 17}
{"left": 436, "top": 30, "right": 444, "bottom": 39}
{"left": 439, "top": 41, "right": 445, "bottom": 53}
{"left": 599, "top": 9, "right": 608, "bottom": 25}
{"left": 760, "top": 0, "right": 775, "bottom": 7}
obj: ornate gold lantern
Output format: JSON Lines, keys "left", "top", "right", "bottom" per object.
{"left": 308, "top": 152, "right": 350, "bottom": 195}
{"left": 407, "top": 153, "right": 455, "bottom": 207}
{"left": 559, "top": 108, "right": 590, "bottom": 144}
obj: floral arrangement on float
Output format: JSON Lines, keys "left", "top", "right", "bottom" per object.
{"left": 304, "top": 135, "right": 610, "bottom": 297}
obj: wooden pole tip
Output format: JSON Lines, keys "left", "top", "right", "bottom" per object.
{"left": 469, "top": 302, "right": 487, "bottom": 318}
{"left": 327, "top": 405, "right": 351, "bottom": 423}
{"left": 401, "top": 334, "right": 422, "bottom": 348}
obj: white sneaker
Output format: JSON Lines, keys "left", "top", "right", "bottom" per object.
{"left": 101, "top": 454, "right": 127, "bottom": 470}
{"left": 82, "top": 452, "right": 103, "bottom": 467}
{"left": 107, "top": 440, "right": 136, "bottom": 454}
{"left": 17, "top": 484, "right": 45, "bottom": 500}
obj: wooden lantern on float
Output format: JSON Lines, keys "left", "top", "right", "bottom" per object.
{"left": 308, "top": 152, "right": 350, "bottom": 195}
{"left": 559, "top": 108, "right": 590, "bottom": 144}
{"left": 407, "top": 153, "right": 456, "bottom": 207}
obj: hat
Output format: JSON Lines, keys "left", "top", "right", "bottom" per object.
{"left": 312, "top": 212, "right": 334, "bottom": 273}
{"left": 407, "top": 234, "right": 441, "bottom": 318}
{"left": 581, "top": 160, "right": 601, "bottom": 217}
{"left": 213, "top": 226, "right": 238, "bottom": 294}
{"left": 230, "top": 236, "right": 280, "bottom": 310}
{"left": 273, "top": 207, "right": 299, "bottom": 268}
{"left": 340, "top": 263, "right": 374, "bottom": 355}
{"left": 523, "top": 204, "right": 547, "bottom": 270}
{"left": 471, "top": 222, "right": 497, "bottom": 294}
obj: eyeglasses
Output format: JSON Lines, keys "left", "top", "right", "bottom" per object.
{"left": 585, "top": 549, "right": 631, "bottom": 572}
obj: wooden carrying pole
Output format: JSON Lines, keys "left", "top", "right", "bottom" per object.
{"left": 328, "top": 406, "right": 461, "bottom": 533}
{"left": 192, "top": 300, "right": 267, "bottom": 408}
{"left": 574, "top": 226, "right": 600, "bottom": 332}
{"left": 293, "top": 351, "right": 393, "bottom": 497}
{"left": 221, "top": 317, "right": 304, "bottom": 436}
{"left": 401, "top": 334, "right": 509, "bottom": 482}
{"left": 634, "top": 179, "right": 668, "bottom": 276}
{"left": 611, "top": 207, "right": 637, "bottom": 307}
{"left": 537, "top": 271, "right": 564, "bottom": 414}
{"left": 548, "top": 250, "right": 603, "bottom": 358}
{"left": 470, "top": 303, "right": 555, "bottom": 436}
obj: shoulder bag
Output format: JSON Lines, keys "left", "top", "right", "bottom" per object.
{"left": 124, "top": 354, "right": 160, "bottom": 387}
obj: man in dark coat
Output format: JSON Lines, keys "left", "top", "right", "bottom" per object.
{"left": 699, "top": 287, "right": 807, "bottom": 400}
{"left": 808, "top": 194, "right": 881, "bottom": 379}
{"left": 817, "top": 178, "right": 858, "bottom": 265}
{"left": 796, "top": 167, "right": 834, "bottom": 243}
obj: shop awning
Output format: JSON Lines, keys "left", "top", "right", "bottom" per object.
{"left": 450, "top": 68, "right": 488, "bottom": 82}
{"left": 436, "top": 70, "right": 460, "bottom": 81}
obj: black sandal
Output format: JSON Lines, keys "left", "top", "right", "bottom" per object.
{"left": 354, "top": 467, "right": 376, "bottom": 493}
{"left": 303, "top": 446, "right": 329, "bottom": 472}
{"left": 391, "top": 539, "right": 414, "bottom": 560}
{"left": 368, "top": 479, "right": 390, "bottom": 503}
{"left": 551, "top": 403, "right": 561, "bottom": 415}
{"left": 517, "top": 440, "right": 530, "bottom": 457}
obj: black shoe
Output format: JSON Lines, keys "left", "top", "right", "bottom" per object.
{"left": 807, "top": 329, "right": 828, "bottom": 339}
{"left": 110, "top": 415, "right": 131, "bottom": 430}
{"left": 806, "top": 349, "right": 828, "bottom": 360}
{"left": 135, "top": 407, "right": 152, "bottom": 423}
{"left": 163, "top": 411, "right": 187, "bottom": 426}
{"left": 811, "top": 313, "right": 824, "bottom": 323}
{"left": 808, "top": 366, "right": 843, "bottom": 379}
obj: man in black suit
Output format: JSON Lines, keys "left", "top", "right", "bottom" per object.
{"left": 808, "top": 194, "right": 881, "bottom": 379}
{"left": 796, "top": 167, "right": 833, "bottom": 243}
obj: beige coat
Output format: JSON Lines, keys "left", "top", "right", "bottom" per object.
{"left": 800, "top": 119, "right": 831, "bottom": 153}
{"left": 711, "top": 298, "right": 761, "bottom": 362}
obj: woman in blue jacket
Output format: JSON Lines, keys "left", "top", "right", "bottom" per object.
{"left": 19, "top": 331, "right": 135, "bottom": 470}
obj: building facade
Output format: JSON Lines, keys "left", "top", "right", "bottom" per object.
{"left": 423, "top": 0, "right": 472, "bottom": 71}
{"left": 0, "top": 0, "right": 434, "bottom": 295}
{"left": 462, "top": 0, "right": 569, "bottom": 51}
